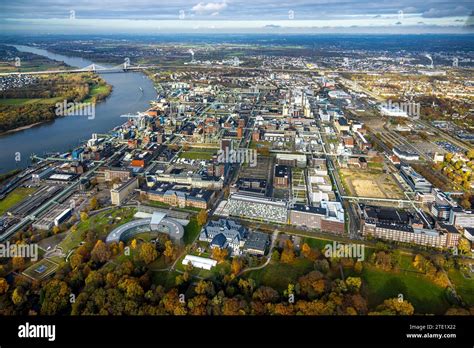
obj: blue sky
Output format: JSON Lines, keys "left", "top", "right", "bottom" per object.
{"left": 0, "top": 0, "right": 473, "bottom": 34}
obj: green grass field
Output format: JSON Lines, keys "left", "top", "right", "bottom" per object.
{"left": 148, "top": 256, "right": 170, "bottom": 271}
{"left": 179, "top": 148, "right": 216, "bottom": 160}
{"left": 59, "top": 207, "right": 136, "bottom": 254}
{"left": 152, "top": 270, "right": 181, "bottom": 289}
{"left": 89, "top": 84, "right": 109, "bottom": 95}
{"left": 0, "top": 187, "right": 36, "bottom": 215}
{"left": 83, "top": 84, "right": 111, "bottom": 103}
{"left": 302, "top": 237, "right": 332, "bottom": 251}
{"left": 361, "top": 265, "right": 450, "bottom": 314}
{"left": 183, "top": 217, "right": 201, "bottom": 245}
{"left": 448, "top": 268, "right": 474, "bottom": 306}
{"left": 246, "top": 258, "right": 315, "bottom": 291}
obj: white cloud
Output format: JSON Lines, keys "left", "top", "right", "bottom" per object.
{"left": 192, "top": 1, "right": 227, "bottom": 15}
{"left": 422, "top": 6, "right": 469, "bottom": 18}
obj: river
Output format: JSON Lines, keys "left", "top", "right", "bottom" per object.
{"left": 0, "top": 45, "right": 157, "bottom": 174}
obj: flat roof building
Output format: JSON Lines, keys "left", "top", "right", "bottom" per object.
{"left": 111, "top": 177, "right": 139, "bottom": 206}
{"left": 400, "top": 165, "right": 432, "bottom": 193}
{"left": 182, "top": 255, "right": 217, "bottom": 270}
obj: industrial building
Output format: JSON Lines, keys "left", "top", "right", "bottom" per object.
{"left": 32, "top": 205, "right": 72, "bottom": 230}
{"left": 400, "top": 165, "right": 433, "bottom": 193}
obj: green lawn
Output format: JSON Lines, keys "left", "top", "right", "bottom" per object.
{"left": 152, "top": 270, "right": 181, "bottom": 289}
{"left": 83, "top": 84, "right": 111, "bottom": 103}
{"left": 59, "top": 207, "right": 136, "bottom": 253}
{"left": 361, "top": 265, "right": 450, "bottom": 314}
{"left": 183, "top": 217, "right": 201, "bottom": 245}
{"left": 302, "top": 237, "right": 332, "bottom": 251}
{"left": 179, "top": 148, "right": 216, "bottom": 160}
{"left": 148, "top": 256, "right": 171, "bottom": 271}
{"left": 301, "top": 237, "right": 376, "bottom": 260}
{"left": 89, "top": 84, "right": 109, "bottom": 96}
{"left": 448, "top": 268, "right": 474, "bottom": 306}
{"left": 133, "top": 231, "right": 159, "bottom": 243}
{"left": 246, "top": 258, "right": 315, "bottom": 291}
{"left": 0, "top": 187, "right": 36, "bottom": 215}
{"left": 394, "top": 253, "right": 418, "bottom": 272}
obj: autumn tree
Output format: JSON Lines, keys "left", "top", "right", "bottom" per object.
{"left": 139, "top": 242, "right": 158, "bottom": 265}
{"left": 458, "top": 238, "right": 471, "bottom": 255}
{"left": 194, "top": 280, "right": 215, "bottom": 296}
{"left": 222, "top": 297, "right": 246, "bottom": 315}
{"left": 69, "top": 253, "right": 83, "bottom": 269}
{"left": 12, "top": 287, "right": 26, "bottom": 306}
{"left": 163, "top": 240, "right": 176, "bottom": 261}
{"left": 118, "top": 278, "right": 144, "bottom": 299}
{"left": 91, "top": 240, "right": 111, "bottom": 263}
{"left": 196, "top": 210, "right": 208, "bottom": 226}
{"left": 211, "top": 247, "right": 228, "bottom": 263}
{"left": 373, "top": 251, "right": 392, "bottom": 271}
{"left": 280, "top": 240, "right": 295, "bottom": 264}
{"left": 252, "top": 286, "right": 279, "bottom": 303}
{"left": 85, "top": 270, "right": 104, "bottom": 288}
{"left": 371, "top": 298, "right": 415, "bottom": 315}
{"left": 175, "top": 275, "right": 184, "bottom": 286}
{"left": 12, "top": 256, "right": 25, "bottom": 271}
{"left": 467, "top": 149, "right": 474, "bottom": 160}
{"left": 271, "top": 303, "right": 295, "bottom": 315}
{"left": 301, "top": 243, "right": 318, "bottom": 261}
{"left": 89, "top": 197, "right": 99, "bottom": 211}
{"left": 0, "top": 277, "right": 9, "bottom": 295}
{"left": 413, "top": 254, "right": 427, "bottom": 272}
{"left": 231, "top": 257, "right": 242, "bottom": 275}
{"left": 298, "top": 271, "right": 326, "bottom": 298}
{"left": 40, "top": 279, "right": 71, "bottom": 315}
{"left": 345, "top": 277, "right": 362, "bottom": 292}
{"left": 80, "top": 212, "right": 88, "bottom": 222}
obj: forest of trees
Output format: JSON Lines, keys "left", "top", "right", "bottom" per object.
{"left": 0, "top": 231, "right": 452, "bottom": 316}
{"left": 0, "top": 215, "right": 472, "bottom": 316}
